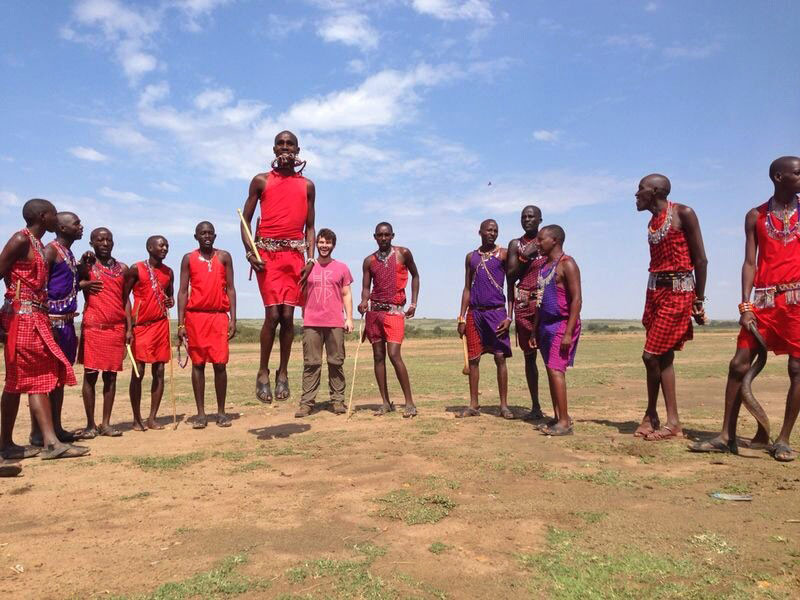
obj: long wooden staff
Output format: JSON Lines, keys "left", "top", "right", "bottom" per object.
{"left": 168, "top": 313, "right": 177, "bottom": 430}
{"left": 237, "top": 209, "right": 263, "bottom": 265}
{"left": 127, "top": 304, "right": 141, "bottom": 379}
{"left": 346, "top": 319, "right": 366, "bottom": 418}
{"left": 460, "top": 309, "right": 469, "bottom": 375}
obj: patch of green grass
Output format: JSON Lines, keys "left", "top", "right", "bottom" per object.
{"left": 374, "top": 490, "right": 456, "bottom": 525}
{"left": 174, "top": 526, "right": 192, "bottom": 535}
{"left": 573, "top": 511, "right": 607, "bottom": 524}
{"left": 691, "top": 533, "right": 736, "bottom": 555}
{"left": 133, "top": 451, "right": 206, "bottom": 472}
{"left": 428, "top": 541, "right": 450, "bottom": 555}
{"left": 214, "top": 450, "right": 247, "bottom": 462}
{"left": 720, "top": 482, "right": 751, "bottom": 495}
{"left": 120, "top": 491, "right": 151, "bottom": 501}
{"left": 543, "top": 468, "right": 634, "bottom": 488}
{"left": 230, "top": 460, "right": 269, "bottom": 473}
{"left": 110, "top": 554, "right": 269, "bottom": 599}
{"left": 417, "top": 474, "right": 460, "bottom": 491}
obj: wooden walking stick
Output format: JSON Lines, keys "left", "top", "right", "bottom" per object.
{"left": 460, "top": 310, "right": 469, "bottom": 375}
{"left": 168, "top": 314, "right": 177, "bottom": 430}
{"left": 237, "top": 209, "right": 263, "bottom": 263}
{"left": 127, "top": 303, "right": 141, "bottom": 379}
{"left": 346, "top": 319, "right": 366, "bottom": 419}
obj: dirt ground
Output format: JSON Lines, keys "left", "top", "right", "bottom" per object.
{"left": 1, "top": 332, "right": 800, "bottom": 599}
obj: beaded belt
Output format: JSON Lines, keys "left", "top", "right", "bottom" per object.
{"left": 753, "top": 281, "right": 800, "bottom": 309}
{"left": 515, "top": 286, "right": 536, "bottom": 309}
{"left": 255, "top": 237, "right": 307, "bottom": 253}
{"left": 2, "top": 298, "right": 49, "bottom": 315}
{"left": 50, "top": 312, "right": 78, "bottom": 328}
{"left": 647, "top": 271, "right": 695, "bottom": 292}
{"left": 370, "top": 302, "right": 405, "bottom": 315}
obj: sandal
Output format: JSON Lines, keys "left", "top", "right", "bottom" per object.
{"left": 275, "top": 374, "right": 290, "bottom": 400}
{"left": 771, "top": 441, "right": 797, "bottom": 463}
{"left": 535, "top": 418, "right": 558, "bottom": 431}
{"left": 374, "top": 403, "right": 395, "bottom": 416}
{"left": 1, "top": 444, "right": 41, "bottom": 460}
{"left": 688, "top": 438, "right": 735, "bottom": 454}
{"left": 0, "top": 465, "right": 22, "bottom": 477}
{"left": 499, "top": 407, "right": 515, "bottom": 420}
{"left": 216, "top": 414, "right": 232, "bottom": 428}
{"left": 98, "top": 424, "right": 122, "bottom": 437}
{"left": 644, "top": 425, "right": 684, "bottom": 441}
{"left": 192, "top": 416, "right": 208, "bottom": 430}
{"left": 255, "top": 371, "right": 272, "bottom": 404}
{"left": 40, "top": 443, "right": 90, "bottom": 460}
{"left": 403, "top": 405, "right": 417, "bottom": 419}
{"left": 541, "top": 422, "right": 573, "bottom": 436}
{"left": 75, "top": 427, "right": 98, "bottom": 440}
{"left": 455, "top": 407, "right": 481, "bottom": 418}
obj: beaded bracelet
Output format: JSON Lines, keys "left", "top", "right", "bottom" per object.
{"left": 457, "top": 316, "right": 466, "bottom": 324}
{"left": 738, "top": 302, "right": 755, "bottom": 315}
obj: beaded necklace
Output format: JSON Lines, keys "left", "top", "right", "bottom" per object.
{"left": 764, "top": 196, "right": 800, "bottom": 245}
{"left": 49, "top": 241, "right": 78, "bottom": 312}
{"left": 93, "top": 258, "right": 123, "bottom": 279}
{"left": 474, "top": 247, "right": 504, "bottom": 293}
{"left": 20, "top": 228, "right": 48, "bottom": 296}
{"left": 197, "top": 250, "right": 216, "bottom": 272}
{"left": 647, "top": 202, "right": 673, "bottom": 245}
{"left": 517, "top": 235, "right": 537, "bottom": 262}
{"left": 375, "top": 247, "right": 394, "bottom": 266}
{"left": 536, "top": 254, "right": 562, "bottom": 307}
{"left": 144, "top": 260, "right": 167, "bottom": 316}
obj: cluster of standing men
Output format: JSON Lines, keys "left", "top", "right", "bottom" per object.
{"left": 1, "top": 128, "right": 799, "bottom": 476}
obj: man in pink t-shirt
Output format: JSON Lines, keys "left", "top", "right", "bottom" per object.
{"left": 296, "top": 228, "right": 354, "bottom": 417}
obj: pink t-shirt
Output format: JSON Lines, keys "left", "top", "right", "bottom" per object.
{"left": 302, "top": 259, "right": 354, "bottom": 328}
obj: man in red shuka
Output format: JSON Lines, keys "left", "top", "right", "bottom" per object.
{"left": 691, "top": 156, "right": 800, "bottom": 462}
{"left": 240, "top": 130, "right": 315, "bottom": 404}
{"left": 177, "top": 221, "right": 237, "bottom": 429}
{"left": 123, "top": 235, "right": 174, "bottom": 432}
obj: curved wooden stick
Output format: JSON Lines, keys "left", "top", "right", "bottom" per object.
{"left": 237, "top": 208, "right": 263, "bottom": 265}
{"left": 461, "top": 334, "right": 470, "bottom": 376}
{"left": 346, "top": 319, "right": 365, "bottom": 419}
{"left": 739, "top": 321, "right": 770, "bottom": 439}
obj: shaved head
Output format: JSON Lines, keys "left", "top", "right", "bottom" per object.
{"left": 195, "top": 221, "right": 214, "bottom": 233}
{"left": 274, "top": 130, "right": 298, "bottom": 145}
{"left": 769, "top": 156, "right": 800, "bottom": 180}
{"left": 146, "top": 235, "right": 166, "bottom": 249}
{"left": 540, "top": 224, "right": 565, "bottom": 245}
{"left": 640, "top": 173, "right": 671, "bottom": 197}
{"left": 22, "top": 198, "right": 55, "bottom": 225}
{"left": 91, "top": 227, "right": 112, "bottom": 241}
{"left": 480, "top": 218, "right": 498, "bottom": 229}
{"left": 521, "top": 205, "right": 541, "bottom": 218}
{"left": 57, "top": 211, "right": 78, "bottom": 225}
{"left": 375, "top": 221, "right": 393, "bottom": 233}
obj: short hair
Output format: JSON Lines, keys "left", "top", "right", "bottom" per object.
{"left": 522, "top": 205, "right": 542, "bottom": 219}
{"left": 480, "top": 218, "right": 498, "bottom": 229}
{"left": 642, "top": 173, "right": 671, "bottom": 197}
{"left": 274, "top": 130, "right": 298, "bottom": 145}
{"left": 22, "top": 198, "right": 54, "bottom": 225}
{"left": 146, "top": 235, "right": 167, "bottom": 249}
{"left": 57, "top": 211, "right": 78, "bottom": 226}
{"left": 769, "top": 156, "right": 800, "bottom": 180}
{"left": 317, "top": 228, "right": 337, "bottom": 247}
{"left": 195, "top": 221, "right": 214, "bottom": 233}
{"left": 90, "top": 227, "right": 112, "bottom": 240}
{"left": 375, "top": 221, "right": 393, "bottom": 233}
{"left": 540, "top": 224, "right": 566, "bottom": 245}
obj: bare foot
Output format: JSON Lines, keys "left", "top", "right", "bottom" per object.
{"left": 146, "top": 418, "right": 164, "bottom": 430}
{"left": 644, "top": 424, "right": 683, "bottom": 441}
{"left": 634, "top": 413, "right": 659, "bottom": 438}
{"left": 132, "top": 420, "right": 148, "bottom": 432}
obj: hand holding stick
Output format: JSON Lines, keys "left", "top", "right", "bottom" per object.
{"left": 237, "top": 208, "right": 263, "bottom": 269}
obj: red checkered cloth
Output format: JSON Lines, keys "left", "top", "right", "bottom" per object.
{"left": 648, "top": 205, "right": 693, "bottom": 272}
{"left": 642, "top": 288, "right": 693, "bottom": 355}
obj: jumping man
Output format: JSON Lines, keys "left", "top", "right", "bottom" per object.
{"left": 241, "top": 130, "right": 315, "bottom": 403}
{"left": 358, "top": 222, "right": 419, "bottom": 418}
{"left": 635, "top": 174, "right": 708, "bottom": 441}
{"left": 177, "top": 222, "right": 237, "bottom": 429}
{"left": 456, "top": 219, "right": 514, "bottom": 419}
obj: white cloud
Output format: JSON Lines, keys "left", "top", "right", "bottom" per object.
{"left": 347, "top": 58, "right": 367, "bottom": 73}
{"left": 0, "top": 191, "right": 21, "bottom": 208}
{"left": 317, "top": 13, "right": 378, "bottom": 50}
{"left": 0, "top": 155, "right": 14, "bottom": 163}
{"left": 663, "top": 42, "right": 721, "bottom": 59}
{"left": 194, "top": 87, "right": 234, "bottom": 110}
{"left": 644, "top": 2, "right": 658, "bottom": 11}
{"left": 532, "top": 129, "right": 561, "bottom": 143}
{"left": 99, "top": 186, "right": 145, "bottom": 204}
{"left": 151, "top": 181, "right": 181, "bottom": 192}
{"left": 605, "top": 34, "right": 654, "bottom": 49}
{"left": 69, "top": 146, "right": 109, "bottom": 162}
{"left": 282, "top": 63, "right": 457, "bottom": 132}
{"left": 537, "top": 17, "right": 562, "bottom": 32}
{"left": 66, "top": 0, "right": 161, "bottom": 84}
{"left": 266, "top": 13, "right": 305, "bottom": 39}
{"left": 410, "top": 0, "right": 493, "bottom": 23}
{"left": 103, "top": 125, "right": 155, "bottom": 152}
{"left": 173, "top": 0, "right": 230, "bottom": 31}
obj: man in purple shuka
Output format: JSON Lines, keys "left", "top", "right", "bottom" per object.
{"left": 456, "top": 219, "right": 514, "bottom": 419}
{"left": 29, "top": 212, "right": 84, "bottom": 446}
{"left": 535, "top": 224, "right": 582, "bottom": 436}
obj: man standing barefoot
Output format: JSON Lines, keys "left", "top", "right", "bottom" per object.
{"left": 358, "top": 223, "right": 419, "bottom": 418}
{"left": 240, "top": 131, "right": 315, "bottom": 403}
{"left": 635, "top": 174, "right": 708, "bottom": 441}
{"left": 177, "top": 222, "right": 236, "bottom": 429}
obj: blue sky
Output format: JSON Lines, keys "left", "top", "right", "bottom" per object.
{"left": 2, "top": 0, "right": 798, "bottom": 319}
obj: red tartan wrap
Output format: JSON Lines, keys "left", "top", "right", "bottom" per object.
{"left": 737, "top": 295, "right": 800, "bottom": 358}
{"left": 642, "top": 288, "right": 693, "bottom": 355}
{"left": 2, "top": 303, "right": 76, "bottom": 394}
{"left": 185, "top": 311, "right": 229, "bottom": 365}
